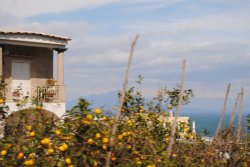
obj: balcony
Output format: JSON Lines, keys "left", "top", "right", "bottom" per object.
{"left": 3, "top": 79, "right": 65, "bottom": 103}
{"left": 36, "top": 85, "right": 60, "bottom": 103}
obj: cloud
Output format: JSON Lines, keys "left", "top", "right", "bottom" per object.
{"left": 1, "top": 1, "right": 250, "bottom": 109}
{"left": 1, "top": 0, "right": 184, "bottom": 18}
{"left": 0, "top": 11, "right": 22, "bottom": 27}
{"left": 1, "top": 0, "right": 122, "bottom": 17}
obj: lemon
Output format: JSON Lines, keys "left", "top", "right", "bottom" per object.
{"left": 23, "top": 159, "right": 34, "bottom": 166}
{"left": 29, "top": 153, "right": 35, "bottom": 158}
{"left": 0, "top": 98, "right": 4, "bottom": 104}
{"left": 102, "top": 137, "right": 109, "bottom": 144}
{"left": 65, "top": 157, "right": 72, "bottom": 164}
{"left": 40, "top": 138, "right": 50, "bottom": 145}
{"left": 102, "top": 116, "right": 107, "bottom": 121}
{"left": 59, "top": 143, "right": 68, "bottom": 151}
{"left": 36, "top": 105, "right": 42, "bottom": 110}
{"left": 87, "top": 138, "right": 94, "bottom": 144}
{"left": 48, "top": 148, "right": 54, "bottom": 154}
{"left": 0, "top": 150, "right": 7, "bottom": 156}
{"left": 127, "top": 120, "right": 133, "bottom": 126}
{"left": 26, "top": 125, "right": 32, "bottom": 131}
{"left": 82, "top": 119, "right": 91, "bottom": 125}
{"left": 102, "top": 144, "right": 107, "bottom": 150}
{"left": 17, "top": 152, "right": 24, "bottom": 159}
{"left": 93, "top": 160, "right": 98, "bottom": 167}
{"left": 95, "top": 133, "right": 101, "bottom": 139}
{"left": 59, "top": 146, "right": 66, "bottom": 152}
{"left": 29, "top": 131, "right": 35, "bottom": 137}
{"left": 117, "top": 135, "right": 123, "bottom": 140}
{"left": 111, "top": 156, "right": 116, "bottom": 161}
{"left": 55, "top": 130, "right": 61, "bottom": 136}
{"left": 95, "top": 108, "right": 102, "bottom": 114}
{"left": 86, "top": 114, "right": 93, "bottom": 121}
{"left": 136, "top": 161, "right": 142, "bottom": 165}
{"left": 62, "top": 143, "right": 68, "bottom": 150}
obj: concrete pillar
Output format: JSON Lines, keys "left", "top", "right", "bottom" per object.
{"left": 55, "top": 48, "right": 67, "bottom": 102}
{"left": 57, "top": 50, "right": 64, "bottom": 86}
{"left": 0, "top": 46, "right": 2, "bottom": 78}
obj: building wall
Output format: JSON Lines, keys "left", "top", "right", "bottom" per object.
{"left": 3, "top": 45, "right": 54, "bottom": 99}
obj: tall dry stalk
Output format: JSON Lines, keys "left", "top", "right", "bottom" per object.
{"left": 227, "top": 92, "right": 241, "bottom": 129}
{"left": 105, "top": 35, "right": 139, "bottom": 167}
{"left": 166, "top": 59, "right": 186, "bottom": 158}
{"left": 214, "top": 83, "right": 231, "bottom": 139}
{"left": 236, "top": 87, "right": 244, "bottom": 143}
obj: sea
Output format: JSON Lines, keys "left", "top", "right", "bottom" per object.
{"left": 67, "top": 96, "right": 249, "bottom": 137}
{"left": 180, "top": 110, "right": 249, "bottom": 136}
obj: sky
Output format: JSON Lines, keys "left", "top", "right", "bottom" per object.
{"left": 1, "top": 0, "right": 250, "bottom": 113}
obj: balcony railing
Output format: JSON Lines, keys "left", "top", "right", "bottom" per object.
{"left": 36, "top": 86, "right": 60, "bottom": 103}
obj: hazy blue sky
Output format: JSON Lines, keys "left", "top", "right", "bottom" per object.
{"left": 1, "top": 0, "right": 250, "bottom": 112}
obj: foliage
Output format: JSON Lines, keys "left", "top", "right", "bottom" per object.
{"left": 0, "top": 85, "right": 249, "bottom": 167}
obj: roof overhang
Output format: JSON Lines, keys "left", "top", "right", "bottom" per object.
{"left": 0, "top": 31, "right": 71, "bottom": 49}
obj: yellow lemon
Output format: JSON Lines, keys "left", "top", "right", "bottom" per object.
{"left": 93, "top": 160, "right": 98, "bottom": 167}
{"left": 59, "top": 143, "right": 68, "bottom": 151}
{"left": 184, "top": 128, "right": 189, "bottom": 133}
{"left": 29, "top": 131, "right": 36, "bottom": 137}
{"left": 26, "top": 125, "right": 32, "bottom": 131}
{"left": 36, "top": 105, "right": 42, "bottom": 110}
{"left": 127, "top": 145, "right": 132, "bottom": 149}
{"left": 117, "top": 135, "right": 123, "bottom": 140}
{"left": 103, "top": 131, "right": 109, "bottom": 135}
{"left": 136, "top": 161, "right": 142, "bottom": 165}
{"left": 0, "top": 98, "right": 4, "bottom": 104}
{"left": 127, "top": 131, "right": 132, "bottom": 135}
{"left": 168, "top": 105, "right": 173, "bottom": 109}
{"left": 17, "top": 152, "right": 24, "bottom": 159}
{"left": 82, "top": 119, "right": 91, "bottom": 125}
{"left": 23, "top": 159, "right": 35, "bottom": 166}
{"left": 102, "top": 144, "right": 107, "bottom": 150}
{"left": 102, "top": 137, "right": 109, "bottom": 144}
{"left": 59, "top": 146, "right": 66, "bottom": 152}
{"left": 48, "top": 148, "right": 54, "bottom": 154}
{"left": 40, "top": 138, "right": 50, "bottom": 145}
{"left": 60, "top": 135, "right": 72, "bottom": 141}
{"left": 111, "top": 156, "right": 116, "bottom": 161}
{"left": 95, "top": 108, "right": 102, "bottom": 114}
{"left": 0, "top": 150, "right": 7, "bottom": 156}
{"left": 95, "top": 133, "right": 101, "bottom": 139}
{"left": 65, "top": 157, "right": 72, "bottom": 164}
{"left": 62, "top": 143, "right": 68, "bottom": 150}
{"left": 87, "top": 138, "right": 94, "bottom": 144}
{"left": 102, "top": 116, "right": 107, "bottom": 121}
{"left": 86, "top": 114, "right": 93, "bottom": 121}
{"left": 172, "top": 153, "right": 177, "bottom": 158}
{"left": 29, "top": 153, "right": 35, "bottom": 158}
{"left": 55, "top": 130, "right": 61, "bottom": 136}
{"left": 68, "top": 165, "right": 75, "bottom": 167}
{"left": 127, "top": 120, "right": 133, "bottom": 126}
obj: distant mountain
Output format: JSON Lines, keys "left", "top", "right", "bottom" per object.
{"left": 66, "top": 90, "right": 119, "bottom": 110}
{"left": 66, "top": 91, "right": 248, "bottom": 136}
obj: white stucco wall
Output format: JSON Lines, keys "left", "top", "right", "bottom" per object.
{"left": 5, "top": 102, "right": 66, "bottom": 118}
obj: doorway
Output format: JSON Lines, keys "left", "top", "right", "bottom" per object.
{"left": 11, "top": 61, "right": 31, "bottom": 98}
